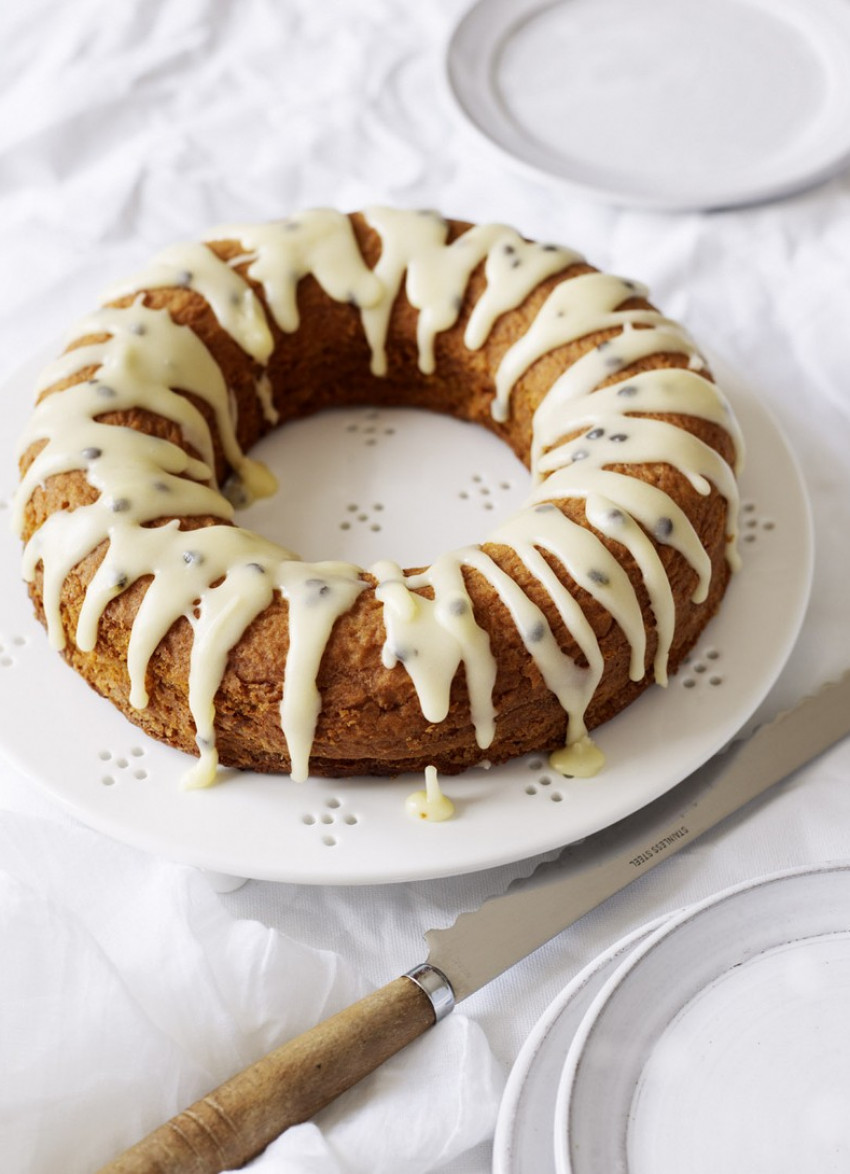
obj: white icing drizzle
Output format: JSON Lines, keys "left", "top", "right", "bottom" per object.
{"left": 493, "top": 275, "right": 685, "bottom": 423}
{"left": 104, "top": 242, "right": 276, "bottom": 364}
{"left": 496, "top": 505, "right": 646, "bottom": 678}
{"left": 531, "top": 326, "right": 713, "bottom": 465}
{"left": 20, "top": 301, "right": 277, "bottom": 505}
{"left": 373, "top": 555, "right": 497, "bottom": 746}
{"left": 362, "top": 207, "right": 578, "bottom": 377}
{"left": 277, "top": 560, "right": 366, "bottom": 782}
{"left": 203, "top": 209, "right": 386, "bottom": 335}
{"left": 13, "top": 208, "right": 742, "bottom": 786}
{"left": 464, "top": 235, "right": 582, "bottom": 351}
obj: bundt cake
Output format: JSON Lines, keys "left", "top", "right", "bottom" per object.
{"left": 13, "top": 207, "right": 743, "bottom": 788}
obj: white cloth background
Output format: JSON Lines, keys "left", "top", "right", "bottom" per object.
{"left": 1, "top": 1, "right": 849, "bottom": 1171}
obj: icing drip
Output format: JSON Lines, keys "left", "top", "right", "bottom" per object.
{"left": 254, "top": 372, "right": 279, "bottom": 425}
{"left": 361, "top": 207, "right": 578, "bottom": 377}
{"left": 405, "top": 765, "right": 455, "bottom": 822}
{"left": 550, "top": 734, "right": 606, "bottom": 778}
{"left": 492, "top": 274, "right": 678, "bottom": 422}
{"left": 105, "top": 243, "right": 275, "bottom": 364}
{"left": 203, "top": 209, "right": 386, "bottom": 334}
{"left": 373, "top": 555, "right": 498, "bottom": 749}
{"left": 278, "top": 561, "right": 366, "bottom": 783}
{"left": 14, "top": 207, "right": 742, "bottom": 785}
{"left": 20, "top": 301, "right": 277, "bottom": 505}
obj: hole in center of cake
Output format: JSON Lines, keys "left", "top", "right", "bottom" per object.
{"left": 234, "top": 405, "right": 530, "bottom": 566}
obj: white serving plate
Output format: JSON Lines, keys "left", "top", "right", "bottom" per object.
{"left": 446, "top": 0, "right": 850, "bottom": 210}
{"left": 554, "top": 864, "right": 850, "bottom": 1173}
{"left": 0, "top": 355, "right": 811, "bottom": 884}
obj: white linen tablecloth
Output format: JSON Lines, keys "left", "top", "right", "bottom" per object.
{"left": 1, "top": 1, "right": 849, "bottom": 1171}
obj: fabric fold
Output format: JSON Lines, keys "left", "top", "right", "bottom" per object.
{"left": 0, "top": 812, "right": 503, "bottom": 1173}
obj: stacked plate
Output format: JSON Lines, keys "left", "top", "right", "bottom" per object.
{"left": 494, "top": 863, "right": 850, "bottom": 1173}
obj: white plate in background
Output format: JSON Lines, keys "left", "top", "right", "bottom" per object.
{"left": 446, "top": 0, "right": 850, "bottom": 210}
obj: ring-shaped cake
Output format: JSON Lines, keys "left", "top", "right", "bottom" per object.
{"left": 13, "top": 208, "right": 742, "bottom": 787}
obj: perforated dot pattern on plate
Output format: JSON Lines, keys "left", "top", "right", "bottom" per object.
{"left": 0, "top": 633, "right": 28, "bottom": 668}
{"left": 339, "top": 501, "right": 385, "bottom": 533}
{"left": 524, "top": 756, "right": 567, "bottom": 800}
{"left": 98, "top": 745, "right": 149, "bottom": 785}
{"left": 680, "top": 647, "right": 725, "bottom": 690}
{"left": 235, "top": 403, "right": 529, "bottom": 570}
{"left": 301, "top": 795, "right": 360, "bottom": 846}
{"left": 740, "top": 499, "right": 776, "bottom": 544}
{"left": 458, "top": 471, "right": 519, "bottom": 512}
{"left": 344, "top": 408, "right": 397, "bottom": 447}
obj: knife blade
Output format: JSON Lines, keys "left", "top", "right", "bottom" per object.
{"left": 426, "top": 668, "right": 850, "bottom": 1000}
{"left": 99, "top": 670, "right": 850, "bottom": 1174}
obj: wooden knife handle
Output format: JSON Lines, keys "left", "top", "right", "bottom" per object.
{"left": 97, "top": 975, "right": 437, "bottom": 1174}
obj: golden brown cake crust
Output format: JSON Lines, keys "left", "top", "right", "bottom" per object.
{"left": 16, "top": 209, "right": 740, "bottom": 781}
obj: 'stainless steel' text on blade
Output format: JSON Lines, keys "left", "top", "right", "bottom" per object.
{"left": 419, "top": 670, "right": 850, "bottom": 1003}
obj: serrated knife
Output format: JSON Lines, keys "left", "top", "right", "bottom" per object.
{"left": 100, "top": 671, "right": 850, "bottom": 1174}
